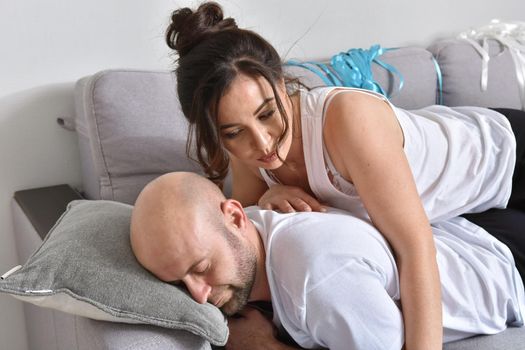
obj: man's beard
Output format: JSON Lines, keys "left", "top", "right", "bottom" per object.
{"left": 220, "top": 228, "right": 257, "bottom": 316}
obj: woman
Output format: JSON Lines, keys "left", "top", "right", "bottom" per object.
{"left": 166, "top": 2, "right": 525, "bottom": 349}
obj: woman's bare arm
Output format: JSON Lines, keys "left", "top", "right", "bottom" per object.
{"left": 324, "top": 92, "right": 442, "bottom": 350}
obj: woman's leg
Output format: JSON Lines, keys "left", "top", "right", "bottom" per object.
{"left": 462, "top": 208, "right": 525, "bottom": 284}
{"left": 491, "top": 108, "right": 525, "bottom": 211}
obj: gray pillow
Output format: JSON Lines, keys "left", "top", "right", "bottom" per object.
{"left": 0, "top": 200, "right": 228, "bottom": 346}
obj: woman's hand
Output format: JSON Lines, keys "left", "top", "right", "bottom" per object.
{"left": 258, "top": 185, "right": 326, "bottom": 213}
{"left": 226, "top": 307, "right": 294, "bottom": 350}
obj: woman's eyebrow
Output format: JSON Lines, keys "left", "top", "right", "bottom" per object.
{"left": 219, "top": 97, "right": 275, "bottom": 130}
{"left": 253, "top": 97, "right": 274, "bottom": 115}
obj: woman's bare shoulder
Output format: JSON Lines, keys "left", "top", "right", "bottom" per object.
{"left": 322, "top": 90, "right": 404, "bottom": 181}
{"left": 327, "top": 89, "right": 391, "bottom": 116}
{"left": 323, "top": 90, "right": 398, "bottom": 137}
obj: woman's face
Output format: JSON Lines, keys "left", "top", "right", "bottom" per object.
{"left": 216, "top": 74, "right": 293, "bottom": 170}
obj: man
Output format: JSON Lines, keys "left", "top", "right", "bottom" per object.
{"left": 130, "top": 172, "right": 525, "bottom": 350}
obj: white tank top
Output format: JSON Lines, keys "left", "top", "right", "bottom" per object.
{"left": 260, "top": 87, "right": 516, "bottom": 222}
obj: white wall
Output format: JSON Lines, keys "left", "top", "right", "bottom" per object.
{"left": 0, "top": 0, "right": 523, "bottom": 348}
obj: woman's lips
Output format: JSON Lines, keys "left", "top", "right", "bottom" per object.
{"left": 259, "top": 151, "right": 277, "bottom": 163}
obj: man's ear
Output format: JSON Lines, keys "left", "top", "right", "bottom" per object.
{"left": 220, "top": 199, "right": 247, "bottom": 232}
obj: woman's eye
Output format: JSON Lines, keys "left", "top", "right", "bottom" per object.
{"left": 259, "top": 109, "right": 275, "bottom": 120}
{"left": 223, "top": 129, "right": 241, "bottom": 139}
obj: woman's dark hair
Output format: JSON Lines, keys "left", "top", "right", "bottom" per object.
{"left": 166, "top": 1, "right": 291, "bottom": 187}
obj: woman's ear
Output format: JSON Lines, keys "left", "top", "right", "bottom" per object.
{"left": 220, "top": 199, "right": 247, "bottom": 232}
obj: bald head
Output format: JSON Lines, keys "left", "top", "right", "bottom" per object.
{"left": 130, "top": 172, "right": 268, "bottom": 311}
{"left": 130, "top": 172, "right": 225, "bottom": 279}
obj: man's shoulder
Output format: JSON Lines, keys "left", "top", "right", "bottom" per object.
{"left": 250, "top": 208, "right": 395, "bottom": 281}
{"left": 247, "top": 207, "right": 387, "bottom": 253}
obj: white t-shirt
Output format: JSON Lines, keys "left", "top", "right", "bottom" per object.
{"left": 260, "top": 87, "right": 516, "bottom": 222}
{"left": 247, "top": 207, "right": 525, "bottom": 350}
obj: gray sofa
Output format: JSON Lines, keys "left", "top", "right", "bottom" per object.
{"left": 10, "top": 38, "right": 525, "bottom": 349}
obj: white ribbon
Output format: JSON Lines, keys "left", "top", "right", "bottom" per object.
{"left": 458, "top": 19, "right": 525, "bottom": 110}
{"left": 1, "top": 265, "right": 22, "bottom": 280}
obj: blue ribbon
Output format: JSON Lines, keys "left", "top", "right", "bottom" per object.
{"left": 286, "top": 45, "right": 404, "bottom": 99}
{"left": 431, "top": 55, "right": 444, "bottom": 105}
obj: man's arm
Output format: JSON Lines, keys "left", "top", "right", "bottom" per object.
{"left": 227, "top": 307, "right": 299, "bottom": 350}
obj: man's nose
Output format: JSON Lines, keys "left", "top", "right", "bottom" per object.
{"left": 184, "top": 276, "right": 212, "bottom": 304}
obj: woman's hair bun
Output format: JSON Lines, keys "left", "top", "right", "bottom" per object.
{"left": 166, "top": 1, "right": 238, "bottom": 57}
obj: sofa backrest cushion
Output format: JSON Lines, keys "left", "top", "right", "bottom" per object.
{"left": 74, "top": 70, "right": 203, "bottom": 204}
{"left": 368, "top": 46, "right": 439, "bottom": 108}
{"left": 428, "top": 38, "right": 522, "bottom": 109}
{"left": 284, "top": 46, "right": 439, "bottom": 109}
